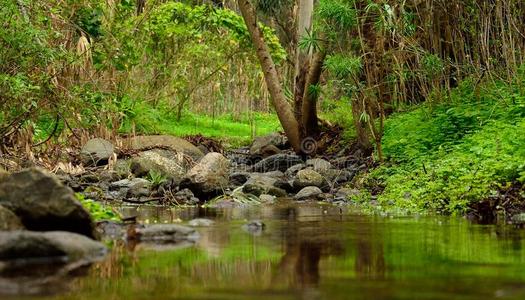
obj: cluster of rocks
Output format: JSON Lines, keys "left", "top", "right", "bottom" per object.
{"left": 0, "top": 168, "right": 106, "bottom": 271}
{"left": 70, "top": 133, "right": 364, "bottom": 206}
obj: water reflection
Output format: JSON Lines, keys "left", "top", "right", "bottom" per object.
{"left": 4, "top": 204, "right": 525, "bottom": 300}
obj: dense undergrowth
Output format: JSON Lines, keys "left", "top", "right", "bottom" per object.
{"left": 356, "top": 75, "right": 525, "bottom": 215}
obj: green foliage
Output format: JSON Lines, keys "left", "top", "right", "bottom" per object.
{"left": 324, "top": 54, "right": 362, "bottom": 79}
{"left": 317, "top": 0, "right": 357, "bottom": 30}
{"left": 76, "top": 193, "right": 121, "bottom": 222}
{"left": 361, "top": 77, "right": 525, "bottom": 214}
{"left": 147, "top": 170, "right": 168, "bottom": 187}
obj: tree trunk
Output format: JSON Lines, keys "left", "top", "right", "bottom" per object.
{"left": 302, "top": 51, "right": 326, "bottom": 136}
{"left": 293, "top": 0, "right": 314, "bottom": 132}
{"left": 238, "top": 0, "right": 302, "bottom": 153}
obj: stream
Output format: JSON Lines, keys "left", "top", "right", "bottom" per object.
{"left": 4, "top": 203, "right": 525, "bottom": 300}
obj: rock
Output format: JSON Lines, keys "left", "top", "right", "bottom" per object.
{"left": 251, "top": 154, "right": 303, "bottom": 173}
{"left": 511, "top": 213, "right": 525, "bottom": 224}
{"left": 306, "top": 158, "right": 333, "bottom": 173}
{"left": 242, "top": 220, "right": 265, "bottom": 235}
{"left": 294, "top": 186, "right": 323, "bottom": 200}
{"left": 130, "top": 149, "right": 187, "bottom": 182}
{"left": 0, "top": 168, "right": 96, "bottom": 238}
{"left": 134, "top": 224, "right": 200, "bottom": 243}
{"left": 259, "top": 194, "right": 276, "bottom": 203}
{"left": 242, "top": 174, "right": 287, "bottom": 197}
{"left": 259, "top": 144, "right": 282, "bottom": 158}
{"left": 323, "top": 169, "right": 355, "bottom": 185}
{"left": 80, "top": 138, "right": 114, "bottom": 166}
{"left": 113, "top": 159, "right": 132, "bottom": 179}
{"left": 188, "top": 218, "right": 214, "bottom": 227}
{"left": 250, "top": 133, "right": 288, "bottom": 155}
{"left": 173, "top": 188, "right": 199, "bottom": 205}
{"left": 284, "top": 163, "right": 305, "bottom": 178}
{"left": 110, "top": 178, "right": 151, "bottom": 198}
{"left": 0, "top": 205, "right": 24, "bottom": 230}
{"left": 262, "top": 170, "right": 285, "bottom": 179}
{"left": 181, "top": 152, "right": 230, "bottom": 197}
{"left": 128, "top": 135, "right": 204, "bottom": 161}
{"left": 293, "top": 169, "right": 326, "bottom": 190}
{"left": 230, "top": 172, "right": 250, "bottom": 186}
{"left": 0, "top": 168, "right": 8, "bottom": 183}
{"left": 0, "top": 231, "right": 106, "bottom": 261}
{"left": 336, "top": 187, "right": 360, "bottom": 199}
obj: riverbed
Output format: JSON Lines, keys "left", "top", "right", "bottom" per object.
{"left": 4, "top": 203, "right": 525, "bottom": 300}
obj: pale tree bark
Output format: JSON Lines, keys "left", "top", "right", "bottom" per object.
{"left": 238, "top": 0, "right": 302, "bottom": 153}
{"left": 293, "top": 0, "right": 314, "bottom": 131}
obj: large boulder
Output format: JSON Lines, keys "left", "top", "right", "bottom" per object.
{"left": 293, "top": 169, "right": 327, "bottom": 190}
{"left": 0, "top": 168, "right": 96, "bottom": 238}
{"left": 181, "top": 153, "right": 230, "bottom": 197}
{"left": 251, "top": 154, "right": 303, "bottom": 173}
{"left": 128, "top": 135, "right": 204, "bottom": 161}
{"left": 0, "top": 231, "right": 106, "bottom": 261}
{"left": 0, "top": 205, "right": 24, "bottom": 231}
{"left": 249, "top": 133, "right": 288, "bottom": 155}
{"left": 80, "top": 138, "right": 114, "bottom": 166}
{"left": 242, "top": 174, "right": 287, "bottom": 197}
{"left": 130, "top": 149, "right": 188, "bottom": 182}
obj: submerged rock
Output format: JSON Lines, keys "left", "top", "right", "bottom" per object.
{"left": 294, "top": 186, "right": 323, "bottom": 200}
{"left": 0, "top": 205, "right": 24, "bottom": 231}
{"left": 242, "top": 220, "right": 265, "bottom": 236}
{"left": 188, "top": 218, "right": 215, "bottom": 227}
{"left": 0, "top": 168, "right": 96, "bottom": 238}
{"left": 181, "top": 152, "right": 230, "bottom": 197}
{"left": 0, "top": 231, "right": 106, "bottom": 262}
{"left": 134, "top": 224, "right": 200, "bottom": 243}
{"left": 80, "top": 138, "right": 114, "bottom": 166}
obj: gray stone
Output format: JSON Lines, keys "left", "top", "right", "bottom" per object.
{"left": 0, "top": 205, "right": 24, "bottom": 231}
{"left": 182, "top": 152, "right": 230, "bottom": 196}
{"left": 242, "top": 174, "right": 287, "bottom": 197}
{"left": 336, "top": 187, "right": 360, "bottom": 199}
{"left": 324, "top": 169, "right": 355, "bottom": 184}
{"left": 80, "top": 138, "right": 114, "bottom": 166}
{"left": 250, "top": 133, "right": 288, "bottom": 155}
{"left": 173, "top": 189, "right": 199, "bottom": 205}
{"left": 188, "top": 218, "right": 214, "bottom": 227}
{"left": 259, "top": 194, "right": 276, "bottom": 203}
{"left": 134, "top": 224, "right": 200, "bottom": 243}
{"left": 113, "top": 159, "right": 132, "bottom": 179}
{"left": 293, "top": 169, "right": 326, "bottom": 190}
{"left": 230, "top": 172, "right": 250, "bottom": 186}
{"left": 251, "top": 154, "right": 303, "bottom": 173}
{"left": 130, "top": 149, "right": 187, "bottom": 182}
{"left": 242, "top": 220, "right": 265, "bottom": 235}
{"left": 128, "top": 135, "right": 204, "bottom": 161}
{"left": 284, "top": 163, "right": 305, "bottom": 178}
{"left": 0, "top": 231, "right": 106, "bottom": 261}
{"left": 294, "top": 186, "right": 323, "bottom": 200}
{"left": 110, "top": 178, "right": 151, "bottom": 198}
{"left": 0, "top": 168, "right": 96, "bottom": 238}
{"left": 306, "top": 158, "right": 333, "bottom": 173}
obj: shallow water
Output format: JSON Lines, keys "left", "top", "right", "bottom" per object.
{"left": 5, "top": 203, "right": 525, "bottom": 300}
